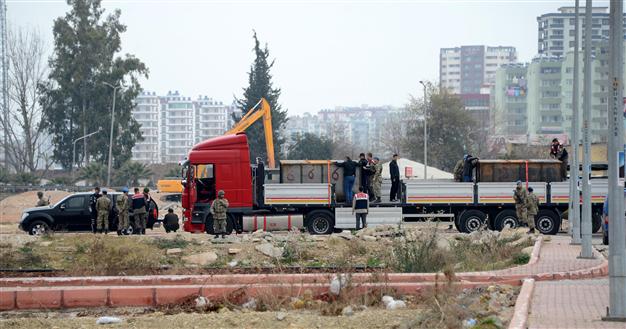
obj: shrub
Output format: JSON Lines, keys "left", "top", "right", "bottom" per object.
{"left": 71, "top": 236, "right": 162, "bottom": 275}
{"left": 391, "top": 230, "right": 449, "bottom": 273}
{"left": 151, "top": 235, "right": 190, "bottom": 250}
{"left": 512, "top": 252, "right": 530, "bottom": 265}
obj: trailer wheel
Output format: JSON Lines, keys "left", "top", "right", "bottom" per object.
{"left": 592, "top": 211, "right": 602, "bottom": 234}
{"left": 306, "top": 210, "right": 334, "bottom": 235}
{"left": 536, "top": 209, "right": 560, "bottom": 235}
{"left": 494, "top": 209, "right": 520, "bottom": 231}
{"left": 458, "top": 210, "right": 486, "bottom": 233}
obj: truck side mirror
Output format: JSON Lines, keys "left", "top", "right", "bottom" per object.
{"left": 181, "top": 179, "right": 187, "bottom": 187}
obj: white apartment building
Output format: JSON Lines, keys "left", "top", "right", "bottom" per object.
{"left": 132, "top": 91, "right": 160, "bottom": 164}
{"left": 537, "top": 6, "right": 626, "bottom": 58}
{"left": 440, "top": 45, "right": 518, "bottom": 94}
{"left": 160, "top": 91, "right": 195, "bottom": 163}
{"left": 194, "top": 96, "right": 229, "bottom": 144}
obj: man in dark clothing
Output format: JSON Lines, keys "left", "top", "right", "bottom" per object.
{"left": 549, "top": 138, "right": 560, "bottom": 159}
{"left": 358, "top": 153, "right": 370, "bottom": 194}
{"left": 389, "top": 154, "right": 400, "bottom": 202}
{"left": 557, "top": 144, "right": 569, "bottom": 180}
{"left": 89, "top": 187, "right": 101, "bottom": 234}
{"left": 255, "top": 157, "right": 265, "bottom": 206}
{"left": 132, "top": 187, "right": 148, "bottom": 235}
{"left": 164, "top": 208, "right": 180, "bottom": 233}
{"left": 336, "top": 156, "right": 358, "bottom": 205}
{"left": 463, "top": 155, "right": 478, "bottom": 182}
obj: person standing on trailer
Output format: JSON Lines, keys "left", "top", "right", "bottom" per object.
{"left": 463, "top": 154, "right": 478, "bottom": 182}
{"left": 389, "top": 154, "right": 400, "bottom": 202}
{"left": 513, "top": 180, "right": 529, "bottom": 230}
{"left": 336, "top": 156, "right": 358, "bottom": 205}
{"left": 526, "top": 187, "right": 539, "bottom": 234}
{"left": 358, "top": 153, "right": 370, "bottom": 195}
{"left": 371, "top": 157, "right": 383, "bottom": 203}
{"left": 352, "top": 186, "right": 369, "bottom": 229}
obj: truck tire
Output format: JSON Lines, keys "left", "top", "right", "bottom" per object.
{"left": 535, "top": 209, "right": 560, "bottom": 235}
{"left": 458, "top": 210, "right": 486, "bottom": 233}
{"left": 494, "top": 209, "right": 520, "bottom": 231}
{"left": 306, "top": 210, "right": 334, "bottom": 235}
{"left": 592, "top": 211, "right": 602, "bottom": 234}
{"left": 28, "top": 220, "right": 51, "bottom": 236}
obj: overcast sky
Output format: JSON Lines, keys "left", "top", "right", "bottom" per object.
{"left": 9, "top": 0, "right": 615, "bottom": 115}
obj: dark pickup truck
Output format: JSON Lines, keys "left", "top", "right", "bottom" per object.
{"left": 19, "top": 192, "right": 159, "bottom": 235}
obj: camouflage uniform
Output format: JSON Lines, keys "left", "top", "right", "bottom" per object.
{"left": 371, "top": 162, "right": 383, "bottom": 200}
{"left": 96, "top": 195, "right": 112, "bottom": 231}
{"left": 116, "top": 193, "right": 130, "bottom": 231}
{"left": 453, "top": 160, "right": 464, "bottom": 182}
{"left": 526, "top": 192, "right": 539, "bottom": 230}
{"left": 36, "top": 194, "right": 49, "bottom": 207}
{"left": 513, "top": 186, "right": 528, "bottom": 225}
{"left": 210, "top": 197, "right": 229, "bottom": 235}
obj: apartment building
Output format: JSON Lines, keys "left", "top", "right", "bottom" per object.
{"left": 132, "top": 91, "right": 161, "bottom": 164}
{"left": 537, "top": 6, "right": 625, "bottom": 58}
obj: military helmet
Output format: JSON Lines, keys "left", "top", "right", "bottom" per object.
{"left": 143, "top": 187, "right": 150, "bottom": 193}
{"left": 217, "top": 190, "right": 225, "bottom": 197}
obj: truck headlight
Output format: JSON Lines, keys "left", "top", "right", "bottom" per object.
{"left": 21, "top": 212, "right": 29, "bottom": 221}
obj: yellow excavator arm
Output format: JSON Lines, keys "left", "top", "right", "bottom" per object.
{"left": 225, "top": 98, "right": 275, "bottom": 168}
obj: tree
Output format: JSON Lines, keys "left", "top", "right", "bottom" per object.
{"left": 0, "top": 27, "right": 52, "bottom": 175}
{"left": 286, "top": 133, "right": 333, "bottom": 160}
{"left": 113, "top": 161, "right": 153, "bottom": 186}
{"left": 235, "top": 31, "right": 287, "bottom": 164}
{"left": 40, "top": 0, "right": 148, "bottom": 170}
{"left": 404, "top": 83, "right": 475, "bottom": 172}
{"left": 379, "top": 110, "right": 409, "bottom": 158}
{"left": 78, "top": 162, "right": 106, "bottom": 186}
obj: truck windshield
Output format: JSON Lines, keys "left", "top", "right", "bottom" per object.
{"left": 195, "top": 164, "right": 215, "bottom": 203}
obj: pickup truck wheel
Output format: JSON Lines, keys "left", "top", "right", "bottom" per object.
{"left": 592, "top": 211, "right": 602, "bottom": 234}
{"left": 494, "top": 209, "right": 520, "bottom": 231}
{"left": 458, "top": 210, "right": 486, "bottom": 233}
{"left": 536, "top": 209, "right": 560, "bottom": 235}
{"left": 306, "top": 210, "right": 334, "bottom": 235}
{"left": 28, "top": 220, "right": 50, "bottom": 236}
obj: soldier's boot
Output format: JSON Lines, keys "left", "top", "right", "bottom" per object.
{"left": 221, "top": 234, "right": 226, "bottom": 239}
{"left": 214, "top": 234, "right": 219, "bottom": 239}
{"left": 117, "top": 230, "right": 122, "bottom": 236}
{"left": 104, "top": 229, "right": 108, "bottom": 235}
{"left": 141, "top": 229, "right": 146, "bottom": 235}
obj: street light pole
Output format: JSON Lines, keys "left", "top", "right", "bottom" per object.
{"left": 570, "top": 0, "right": 581, "bottom": 245}
{"left": 603, "top": 0, "right": 626, "bottom": 321}
{"left": 103, "top": 82, "right": 120, "bottom": 187}
{"left": 579, "top": 0, "right": 594, "bottom": 259}
{"left": 419, "top": 81, "right": 428, "bottom": 179}
{"left": 72, "top": 128, "right": 102, "bottom": 180}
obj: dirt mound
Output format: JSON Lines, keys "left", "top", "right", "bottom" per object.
{"left": 0, "top": 190, "right": 71, "bottom": 223}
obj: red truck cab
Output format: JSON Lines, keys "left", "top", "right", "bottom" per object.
{"left": 182, "top": 134, "right": 253, "bottom": 233}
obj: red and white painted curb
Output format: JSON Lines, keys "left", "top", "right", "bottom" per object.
{"left": 508, "top": 278, "right": 535, "bottom": 329}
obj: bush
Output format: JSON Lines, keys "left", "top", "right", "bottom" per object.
{"left": 0, "top": 242, "right": 45, "bottom": 269}
{"left": 10, "top": 172, "right": 39, "bottom": 185}
{"left": 391, "top": 230, "right": 449, "bottom": 273}
{"left": 512, "top": 252, "right": 530, "bottom": 265}
{"left": 151, "top": 235, "right": 190, "bottom": 250}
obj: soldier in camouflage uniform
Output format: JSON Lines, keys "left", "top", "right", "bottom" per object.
{"left": 526, "top": 187, "right": 539, "bottom": 234}
{"left": 210, "top": 190, "right": 229, "bottom": 238}
{"left": 371, "top": 157, "right": 383, "bottom": 203}
{"left": 95, "top": 189, "right": 112, "bottom": 234}
{"left": 116, "top": 187, "right": 131, "bottom": 235}
{"left": 513, "top": 181, "right": 528, "bottom": 230}
{"left": 36, "top": 191, "right": 49, "bottom": 207}
{"left": 453, "top": 159, "right": 464, "bottom": 182}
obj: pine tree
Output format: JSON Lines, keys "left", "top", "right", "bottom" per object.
{"left": 236, "top": 32, "right": 287, "bottom": 165}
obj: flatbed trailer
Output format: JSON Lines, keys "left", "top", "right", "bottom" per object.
{"left": 181, "top": 134, "right": 608, "bottom": 235}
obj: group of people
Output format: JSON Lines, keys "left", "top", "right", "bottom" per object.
{"left": 337, "top": 153, "right": 401, "bottom": 206}
{"left": 513, "top": 180, "right": 540, "bottom": 234}
{"left": 89, "top": 186, "right": 156, "bottom": 235}
{"left": 336, "top": 153, "right": 401, "bottom": 230}
{"left": 453, "top": 154, "right": 479, "bottom": 182}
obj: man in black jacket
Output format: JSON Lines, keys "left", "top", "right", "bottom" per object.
{"left": 463, "top": 154, "right": 478, "bottom": 182}
{"left": 389, "top": 154, "right": 400, "bottom": 202}
{"left": 89, "top": 187, "right": 101, "bottom": 234}
{"left": 358, "top": 153, "right": 369, "bottom": 194}
{"left": 337, "top": 156, "right": 358, "bottom": 205}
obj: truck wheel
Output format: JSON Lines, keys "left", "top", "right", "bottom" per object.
{"left": 494, "top": 209, "right": 520, "bottom": 231}
{"left": 306, "top": 210, "right": 334, "bottom": 235}
{"left": 458, "top": 210, "right": 486, "bottom": 233}
{"left": 535, "top": 209, "right": 560, "bottom": 235}
{"left": 602, "top": 229, "right": 608, "bottom": 245}
{"left": 592, "top": 211, "right": 602, "bottom": 234}
{"left": 28, "top": 220, "right": 50, "bottom": 236}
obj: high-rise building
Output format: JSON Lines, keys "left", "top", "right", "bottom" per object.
{"left": 132, "top": 91, "right": 160, "bottom": 164}
{"left": 131, "top": 91, "right": 232, "bottom": 164}
{"left": 491, "top": 63, "right": 529, "bottom": 136}
{"left": 440, "top": 45, "right": 518, "bottom": 94}
{"left": 537, "top": 6, "right": 626, "bottom": 58}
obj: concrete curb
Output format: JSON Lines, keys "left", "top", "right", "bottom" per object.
{"left": 508, "top": 278, "right": 535, "bottom": 329}
{"left": 528, "top": 236, "right": 543, "bottom": 265}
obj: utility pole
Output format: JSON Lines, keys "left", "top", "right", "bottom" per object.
{"left": 0, "top": 0, "right": 7, "bottom": 171}
{"left": 579, "top": 0, "right": 594, "bottom": 259}
{"left": 72, "top": 129, "right": 102, "bottom": 180}
{"left": 103, "top": 82, "right": 120, "bottom": 187}
{"left": 602, "top": 0, "right": 626, "bottom": 321}
{"left": 419, "top": 80, "right": 428, "bottom": 179}
{"left": 570, "top": 0, "right": 581, "bottom": 245}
